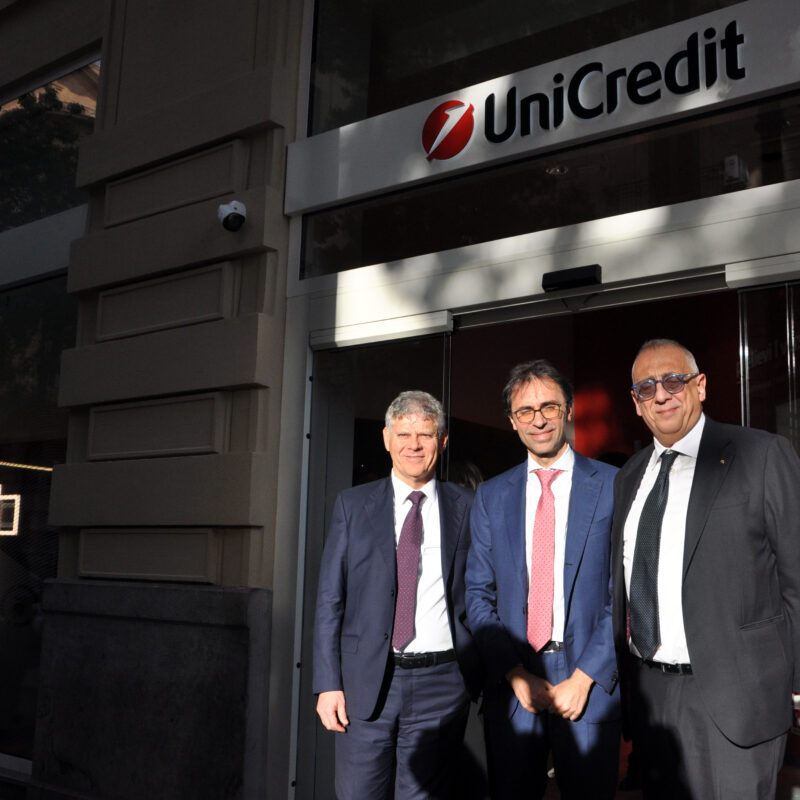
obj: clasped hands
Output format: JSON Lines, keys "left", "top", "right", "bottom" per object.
{"left": 505, "top": 664, "right": 593, "bottom": 721}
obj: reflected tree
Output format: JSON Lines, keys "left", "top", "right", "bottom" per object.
{"left": 0, "top": 86, "right": 91, "bottom": 232}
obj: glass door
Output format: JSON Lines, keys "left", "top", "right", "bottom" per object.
{"left": 0, "top": 275, "right": 75, "bottom": 773}
{"left": 739, "top": 283, "right": 800, "bottom": 449}
{"left": 448, "top": 290, "right": 741, "bottom": 477}
{"left": 296, "top": 335, "right": 448, "bottom": 800}
{"left": 296, "top": 284, "right": 756, "bottom": 799}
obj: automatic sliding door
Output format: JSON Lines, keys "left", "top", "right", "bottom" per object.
{"left": 296, "top": 336, "right": 446, "bottom": 800}
{"left": 297, "top": 285, "right": 748, "bottom": 799}
{"left": 740, "top": 283, "right": 800, "bottom": 449}
{"left": 448, "top": 290, "right": 741, "bottom": 478}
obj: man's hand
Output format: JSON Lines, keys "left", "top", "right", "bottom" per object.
{"left": 550, "top": 668, "right": 594, "bottom": 721}
{"left": 505, "top": 664, "right": 553, "bottom": 713}
{"left": 316, "top": 690, "right": 349, "bottom": 732}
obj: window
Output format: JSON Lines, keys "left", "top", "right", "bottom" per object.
{"left": 0, "top": 63, "right": 99, "bottom": 233}
{"left": 310, "top": 0, "right": 742, "bottom": 136}
{"left": 301, "top": 91, "right": 800, "bottom": 277}
{"left": 740, "top": 283, "right": 800, "bottom": 448}
{"left": 0, "top": 276, "right": 76, "bottom": 760}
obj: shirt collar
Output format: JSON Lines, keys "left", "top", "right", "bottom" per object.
{"left": 653, "top": 412, "right": 706, "bottom": 461}
{"left": 391, "top": 470, "right": 437, "bottom": 503}
{"left": 527, "top": 444, "right": 574, "bottom": 473}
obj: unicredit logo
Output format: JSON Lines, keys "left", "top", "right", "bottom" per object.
{"left": 422, "top": 100, "right": 475, "bottom": 161}
{"left": 421, "top": 20, "right": 745, "bottom": 164}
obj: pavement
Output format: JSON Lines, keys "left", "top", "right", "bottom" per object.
{"left": 541, "top": 745, "right": 800, "bottom": 798}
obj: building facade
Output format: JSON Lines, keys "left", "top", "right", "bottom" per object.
{"left": 1, "top": 1, "right": 799, "bottom": 798}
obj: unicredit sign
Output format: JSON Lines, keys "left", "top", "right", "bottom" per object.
{"left": 285, "top": 0, "right": 800, "bottom": 215}
{"left": 422, "top": 22, "right": 745, "bottom": 162}
{"left": 486, "top": 23, "right": 744, "bottom": 147}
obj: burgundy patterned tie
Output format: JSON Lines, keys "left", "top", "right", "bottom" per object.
{"left": 392, "top": 490, "right": 425, "bottom": 651}
{"left": 527, "top": 469, "right": 563, "bottom": 651}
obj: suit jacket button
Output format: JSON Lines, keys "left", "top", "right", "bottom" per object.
{"left": 384, "top": 633, "right": 389, "bottom": 640}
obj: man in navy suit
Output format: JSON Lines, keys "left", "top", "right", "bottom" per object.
{"left": 313, "top": 390, "right": 481, "bottom": 800}
{"left": 466, "top": 360, "right": 620, "bottom": 800}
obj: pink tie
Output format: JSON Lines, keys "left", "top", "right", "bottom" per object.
{"left": 527, "top": 469, "right": 563, "bottom": 651}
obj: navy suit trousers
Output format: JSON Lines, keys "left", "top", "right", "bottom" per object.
{"left": 334, "top": 659, "right": 469, "bottom": 800}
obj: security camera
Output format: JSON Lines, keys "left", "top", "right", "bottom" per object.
{"left": 217, "top": 200, "right": 247, "bottom": 232}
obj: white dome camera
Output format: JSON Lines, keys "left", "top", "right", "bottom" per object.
{"left": 217, "top": 200, "right": 247, "bottom": 232}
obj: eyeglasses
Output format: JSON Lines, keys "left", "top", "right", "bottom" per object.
{"left": 631, "top": 372, "right": 699, "bottom": 401}
{"left": 512, "top": 403, "right": 564, "bottom": 424}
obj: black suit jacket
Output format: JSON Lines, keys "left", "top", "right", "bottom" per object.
{"left": 612, "top": 417, "right": 800, "bottom": 746}
{"left": 313, "top": 477, "right": 482, "bottom": 720}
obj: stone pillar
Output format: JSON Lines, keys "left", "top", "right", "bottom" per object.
{"left": 31, "top": 0, "right": 302, "bottom": 797}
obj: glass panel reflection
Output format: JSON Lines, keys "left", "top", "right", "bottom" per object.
{"left": 0, "top": 63, "right": 99, "bottom": 233}
{"left": 740, "top": 284, "right": 798, "bottom": 448}
{"left": 310, "top": 0, "right": 742, "bottom": 136}
{"left": 0, "top": 276, "right": 76, "bottom": 759}
{"left": 313, "top": 337, "right": 447, "bottom": 489}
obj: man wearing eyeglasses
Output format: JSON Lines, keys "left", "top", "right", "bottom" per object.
{"left": 612, "top": 338, "right": 800, "bottom": 799}
{"left": 466, "top": 360, "right": 620, "bottom": 800}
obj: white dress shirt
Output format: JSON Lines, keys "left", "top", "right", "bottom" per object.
{"left": 623, "top": 414, "right": 706, "bottom": 664}
{"left": 390, "top": 471, "right": 454, "bottom": 653}
{"left": 525, "top": 446, "right": 574, "bottom": 643}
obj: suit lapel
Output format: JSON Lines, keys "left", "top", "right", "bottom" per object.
{"left": 364, "top": 477, "right": 398, "bottom": 578}
{"left": 503, "top": 463, "right": 529, "bottom": 594}
{"left": 563, "top": 454, "right": 600, "bottom": 607}
{"left": 683, "top": 419, "right": 734, "bottom": 577}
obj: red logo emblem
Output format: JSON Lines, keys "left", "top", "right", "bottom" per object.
{"left": 422, "top": 100, "right": 475, "bottom": 161}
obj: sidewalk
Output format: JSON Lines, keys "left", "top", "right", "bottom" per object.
{"left": 542, "top": 753, "right": 800, "bottom": 798}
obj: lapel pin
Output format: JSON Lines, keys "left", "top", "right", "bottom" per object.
{"left": 720, "top": 459, "right": 726, "bottom": 465}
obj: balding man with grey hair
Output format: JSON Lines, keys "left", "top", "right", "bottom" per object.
{"left": 612, "top": 338, "right": 800, "bottom": 799}
{"left": 314, "top": 390, "right": 481, "bottom": 800}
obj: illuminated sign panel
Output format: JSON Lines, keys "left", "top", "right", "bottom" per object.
{"left": 285, "top": 0, "right": 800, "bottom": 215}
{"left": 0, "top": 485, "right": 20, "bottom": 536}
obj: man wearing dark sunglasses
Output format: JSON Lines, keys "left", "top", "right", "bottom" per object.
{"left": 612, "top": 337, "right": 800, "bottom": 800}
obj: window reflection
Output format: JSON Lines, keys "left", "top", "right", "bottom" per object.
{"left": 0, "top": 63, "right": 99, "bottom": 232}
{"left": 0, "top": 276, "right": 76, "bottom": 759}
{"left": 740, "top": 284, "right": 800, "bottom": 449}
{"left": 314, "top": 338, "right": 447, "bottom": 487}
{"left": 310, "top": 0, "right": 742, "bottom": 136}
